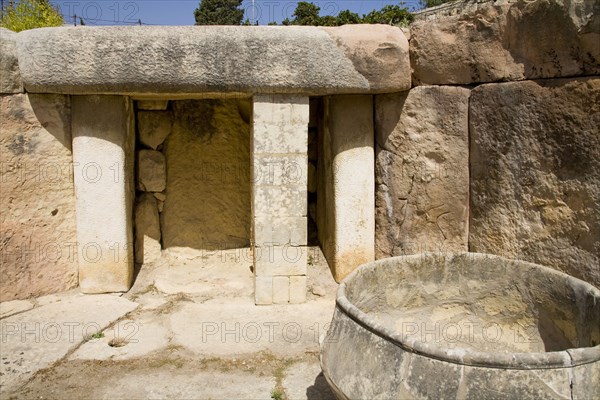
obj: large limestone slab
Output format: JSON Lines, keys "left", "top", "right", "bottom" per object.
{"left": 16, "top": 25, "right": 410, "bottom": 95}
{"left": 0, "top": 28, "right": 23, "bottom": 93}
{"left": 0, "top": 94, "right": 77, "bottom": 302}
{"left": 410, "top": 0, "right": 600, "bottom": 85}
{"left": 169, "top": 297, "right": 335, "bottom": 357}
{"left": 470, "top": 77, "right": 600, "bottom": 287}
{"left": 69, "top": 311, "right": 170, "bottom": 361}
{"left": 161, "top": 99, "right": 251, "bottom": 251}
{"left": 0, "top": 294, "right": 137, "bottom": 394}
{"left": 375, "top": 86, "right": 470, "bottom": 258}
{"left": 72, "top": 95, "right": 135, "bottom": 293}
{"left": 317, "top": 95, "right": 375, "bottom": 282}
{"left": 320, "top": 24, "right": 410, "bottom": 93}
{"left": 0, "top": 299, "right": 35, "bottom": 319}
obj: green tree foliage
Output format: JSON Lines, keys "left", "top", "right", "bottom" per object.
{"left": 283, "top": 1, "right": 413, "bottom": 27}
{"left": 292, "top": 1, "right": 321, "bottom": 26}
{"left": 362, "top": 5, "right": 413, "bottom": 26}
{"left": 336, "top": 10, "right": 361, "bottom": 25}
{"left": 0, "top": 0, "right": 64, "bottom": 32}
{"left": 194, "top": 0, "right": 244, "bottom": 25}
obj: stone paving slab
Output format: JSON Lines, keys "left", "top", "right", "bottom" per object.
{"left": 0, "top": 299, "right": 34, "bottom": 319}
{"left": 170, "top": 297, "right": 335, "bottom": 357}
{"left": 70, "top": 310, "right": 170, "bottom": 361}
{"left": 0, "top": 294, "right": 137, "bottom": 395}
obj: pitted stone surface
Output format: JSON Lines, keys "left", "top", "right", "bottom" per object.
{"left": 0, "top": 94, "right": 77, "bottom": 301}
{"left": 375, "top": 86, "right": 470, "bottom": 258}
{"left": 470, "top": 77, "right": 600, "bottom": 287}
{"left": 320, "top": 24, "right": 410, "bottom": 93}
{"left": 15, "top": 25, "right": 410, "bottom": 95}
{"left": 410, "top": 0, "right": 600, "bottom": 85}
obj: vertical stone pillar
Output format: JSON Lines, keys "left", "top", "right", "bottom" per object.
{"left": 72, "top": 96, "right": 135, "bottom": 293}
{"left": 252, "top": 95, "right": 309, "bottom": 305}
{"left": 317, "top": 95, "right": 375, "bottom": 282}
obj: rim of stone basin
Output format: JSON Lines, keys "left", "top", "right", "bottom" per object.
{"left": 336, "top": 252, "right": 600, "bottom": 370}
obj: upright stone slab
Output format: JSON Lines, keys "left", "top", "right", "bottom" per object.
{"left": 375, "top": 86, "right": 470, "bottom": 258}
{"left": 317, "top": 95, "right": 375, "bottom": 282}
{"left": 0, "top": 94, "right": 77, "bottom": 301}
{"left": 470, "top": 77, "right": 600, "bottom": 288}
{"left": 72, "top": 95, "right": 135, "bottom": 293}
{"left": 252, "top": 94, "right": 309, "bottom": 305}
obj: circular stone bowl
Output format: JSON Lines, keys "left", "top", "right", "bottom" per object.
{"left": 320, "top": 253, "right": 600, "bottom": 400}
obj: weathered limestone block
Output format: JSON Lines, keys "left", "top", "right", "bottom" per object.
{"left": 253, "top": 154, "right": 307, "bottom": 187}
{"left": 16, "top": 25, "right": 411, "bottom": 95}
{"left": 254, "top": 245, "right": 307, "bottom": 276}
{"left": 161, "top": 99, "right": 251, "bottom": 251}
{"left": 254, "top": 216, "right": 307, "bottom": 246}
{"left": 137, "top": 149, "right": 166, "bottom": 192}
{"left": 72, "top": 95, "right": 134, "bottom": 293}
{"left": 273, "top": 276, "right": 290, "bottom": 304}
{"left": 320, "top": 24, "right": 411, "bottom": 93}
{"left": 470, "top": 77, "right": 600, "bottom": 287}
{"left": 255, "top": 276, "right": 273, "bottom": 305}
{"left": 252, "top": 94, "right": 309, "bottom": 305}
{"left": 137, "top": 100, "right": 168, "bottom": 110}
{"left": 317, "top": 95, "right": 375, "bottom": 282}
{"left": 137, "top": 110, "right": 172, "bottom": 149}
{"left": 253, "top": 97, "right": 308, "bottom": 154}
{"left": 135, "top": 193, "right": 161, "bottom": 264}
{"left": 410, "top": 0, "right": 600, "bottom": 85}
{"left": 253, "top": 186, "right": 306, "bottom": 218}
{"left": 375, "top": 86, "right": 470, "bottom": 258}
{"left": 0, "top": 94, "right": 76, "bottom": 301}
{"left": 0, "top": 28, "right": 23, "bottom": 93}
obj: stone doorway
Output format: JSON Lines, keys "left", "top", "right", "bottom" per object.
{"left": 72, "top": 94, "right": 375, "bottom": 305}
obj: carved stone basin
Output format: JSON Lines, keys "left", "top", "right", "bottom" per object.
{"left": 320, "top": 253, "right": 600, "bottom": 399}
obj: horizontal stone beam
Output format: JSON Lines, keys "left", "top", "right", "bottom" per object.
{"left": 15, "top": 25, "right": 410, "bottom": 96}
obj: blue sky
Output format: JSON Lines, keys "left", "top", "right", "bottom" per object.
{"left": 52, "top": 0, "right": 424, "bottom": 26}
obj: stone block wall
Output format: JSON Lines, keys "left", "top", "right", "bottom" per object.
{"left": 374, "top": 0, "right": 599, "bottom": 287}
{"left": 134, "top": 100, "right": 171, "bottom": 265}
